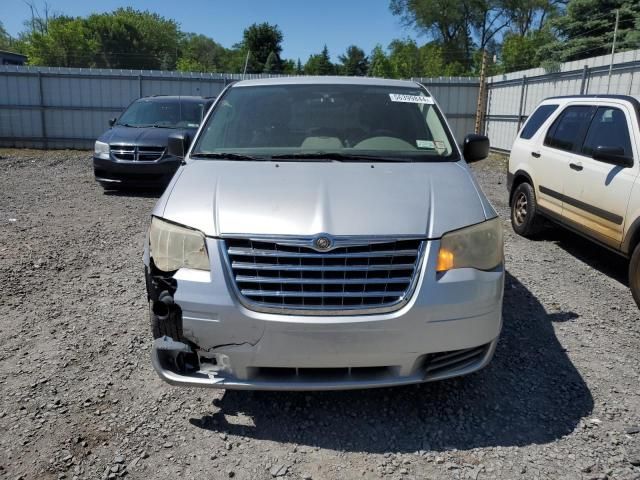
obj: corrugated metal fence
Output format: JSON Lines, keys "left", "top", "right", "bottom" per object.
{"left": 0, "top": 66, "right": 479, "bottom": 149}
{"left": 2, "top": 49, "right": 639, "bottom": 151}
{"left": 485, "top": 49, "right": 640, "bottom": 151}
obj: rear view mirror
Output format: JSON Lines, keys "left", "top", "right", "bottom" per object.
{"left": 108, "top": 117, "right": 117, "bottom": 127}
{"left": 463, "top": 134, "right": 490, "bottom": 162}
{"left": 593, "top": 145, "right": 633, "bottom": 167}
{"left": 167, "top": 132, "right": 192, "bottom": 158}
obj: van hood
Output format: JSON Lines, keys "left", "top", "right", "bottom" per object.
{"left": 158, "top": 160, "right": 494, "bottom": 238}
{"left": 98, "top": 125, "right": 197, "bottom": 146}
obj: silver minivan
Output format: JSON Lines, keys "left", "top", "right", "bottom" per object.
{"left": 144, "top": 77, "right": 504, "bottom": 390}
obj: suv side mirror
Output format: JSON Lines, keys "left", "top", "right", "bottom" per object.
{"left": 593, "top": 145, "right": 633, "bottom": 167}
{"left": 167, "top": 132, "right": 191, "bottom": 158}
{"left": 463, "top": 134, "right": 490, "bottom": 162}
{"left": 108, "top": 117, "right": 117, "bottom": 127}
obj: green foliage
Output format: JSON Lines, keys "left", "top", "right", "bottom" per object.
{"left": 367, "top": 45, "right": 393, "bottom": 78}
{"left": 241, "top": 22, "right": 283, "bottom": 73}
{"left": 304, "top": 45, "right": 335, "bottom": 75}
{"left": 500, "top": 28, "right": 556, "bottom": 72}
{"left": 0, "top": 21, "right": 13, "bottom": 50}
{"left": 540, "top": 0, "right": 640, "bottom": 63}
{"left": 21, "top": 15, "right": 98, "bottom": 67}
{"left": 263, "top": 51, "right": 279, "bottom": 73}
{"left": 338, "top": 45, "right": 369, "bottom": 76}
{"left": 177, "top": 33, "right": 228, "bottom": 72}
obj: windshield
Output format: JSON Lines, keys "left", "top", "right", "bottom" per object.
{"left": 191, "top": 84, "right": 457, "bottom": 161}
{"left": 117, "top": 99, "right": 205, "bottom": 128}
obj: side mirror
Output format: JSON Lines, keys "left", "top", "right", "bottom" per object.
{"left": 108, "top": 117, "right": 117, "bottom": 127}
{"left": 593, "top": 145, "right": 633, "bottom": 167}
{"left": 463, "top": 134, "right": 490, "bottom": 162}
{"left": 167, "top": 132, "right": 191, "bottom": 158}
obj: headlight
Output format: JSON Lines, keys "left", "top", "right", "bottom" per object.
{"left": 94, "top": 140, "right": 110, "bottom": 160}
{"left": 148, "top": 217, "right": 210, "bottom": 272}
{"left": 436, "top": 217, "right": 503, "bottom": 272}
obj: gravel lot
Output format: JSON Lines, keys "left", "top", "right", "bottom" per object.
{"left": 0, "top": 149, "right": 639, "bottom": 480}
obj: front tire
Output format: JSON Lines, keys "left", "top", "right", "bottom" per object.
{"left": 511, "top": 182, "right": 543, "bottom": 237}
{"left": 628, "top": 243, "right": 640, "bottom": 308}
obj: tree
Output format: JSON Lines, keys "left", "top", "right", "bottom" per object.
{"left": 296, "top": 58, "right": 303, "bottom": 74}
{"left": 241, "top": 22, "right": 283, "bottom": 73}
{"left": 304, "top": 45, "right": 335, "bottom": 75}
{"left": 338, "top": 45, "right": 369, "bottom": 76}
{"left": 263, "top": 51, "right": 279, "bottom": 73}
{"left": 85, "top": 8, "right": 180, "bottom": 69}
{"left": 387, "top": 39, "right": 422, "bottom": 78}
{"left": 367, "top": 44, "right": 393, "bottom": 77}
{"left": 20, "top": 15, "right": 98, "bottom": 67}
{"left": 539, "top": 0, "right": 640, "bottom": 63}
{"left": 177, "top": 33, "right": 228, "bottom": 72}
{"left": 500, "top": 28, "right": 556, "bottom": 72}
{"left": 0, "top": 21, "right": 13, "bottom": 50}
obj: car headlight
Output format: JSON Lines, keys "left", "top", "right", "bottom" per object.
{"left": 94, "top": 140, "right": 110, "bottom": 160}
{"left": 436, "top": 217, "right": 503, "bottom": 272}
{"left": 148, "top": 217, "right": 210, "bottom": 272}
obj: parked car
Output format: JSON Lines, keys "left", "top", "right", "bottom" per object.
{"left": 508, "top": 94, "right": 640, "bottom": 305}
{"left": 93, "top": 95, "right": 214, "bottom": 189}
{"left": 144, "top": 77, "right": 504, "bottom": 391}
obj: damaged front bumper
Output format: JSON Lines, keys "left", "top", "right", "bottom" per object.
{"left": 145, "top": 238, "right": 504, "bottom": 391}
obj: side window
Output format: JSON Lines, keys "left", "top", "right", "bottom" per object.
{"left": 581, "top": 107, "right": 633, "bottom": 159}
{"left": 544, "top": 105, "right": 594, "bottom": 152}
{"left": 520, "top": 104, "right": 558, "bottom": 139}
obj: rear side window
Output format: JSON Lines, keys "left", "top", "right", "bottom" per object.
{"left": 581, "top": 107, "right": 633, "bottom": 158}
{"left": 544, "top": 105, "right": 594, "bottom": 152}
{"left": 520, "top": 104, "right": 558, "bottom": 139}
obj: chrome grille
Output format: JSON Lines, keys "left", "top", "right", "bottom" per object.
{"left": 223, "top": 237, "right": 425, "bottom": 314}
{"left": 110, "top": 145, "right": 165, "bottom": 162}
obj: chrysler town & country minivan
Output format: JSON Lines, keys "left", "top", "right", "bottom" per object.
{"left": 144, "top": 77, "right": 504, "bottom": 390}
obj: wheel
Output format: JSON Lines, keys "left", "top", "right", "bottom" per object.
{"left": 510, "top": 182, "right": 543, "bottom": 237}
{"left": 149, "top": 300, "right": 183, "bottom": 340}
{"left": 628, "top": 243, "right": 640, "bottom": 308}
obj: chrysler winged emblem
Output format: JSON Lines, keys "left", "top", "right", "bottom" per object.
{"left": 314, "top": 235, "right": 332, "bottom": 251}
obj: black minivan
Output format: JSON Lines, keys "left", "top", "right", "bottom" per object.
{"left": 93, "top": 95, "right": 214, "bottom": 189}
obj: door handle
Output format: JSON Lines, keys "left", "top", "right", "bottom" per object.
{"left": 531, "top": 151, "right": 541, "bottom": 158}
{"left": 569, "top": 162, "right": 583, "bottom": 171}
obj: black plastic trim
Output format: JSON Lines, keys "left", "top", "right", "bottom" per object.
{"left": 539, "top": 186, "right": 623, "bottom": 225}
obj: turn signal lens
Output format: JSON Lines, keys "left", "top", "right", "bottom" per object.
{"left": 436, "top": 248, "right": 455, "bottom": 272}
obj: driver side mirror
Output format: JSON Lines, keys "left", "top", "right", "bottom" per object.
{"left": 167, "top": 132, "right": 192, "bottom": 158}
{"left": 108, "top": 117, "right": 117, "bottom": 127}
{"left": 593, "top": 145, "right": 633, "bottom": 168}
{"left": 463, "top": 134, "right": 490, "bottom": 162}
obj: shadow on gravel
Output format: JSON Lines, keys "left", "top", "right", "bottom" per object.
{"left": 536, "top": 226, "right": 628, "bottom": 285}
{"left": 189, "top": 271, "right": 592, "bottom": 453}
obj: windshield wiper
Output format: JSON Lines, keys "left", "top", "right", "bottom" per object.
{"left": 270, "top": 152, "right": 411, "bottom": 162}
{"left": 189, "top": 152, "right": 267, "bottom": 161}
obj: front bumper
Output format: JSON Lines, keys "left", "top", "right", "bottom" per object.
{"left": 148, "top": 238, "right": 504, "bottom": 391}
{"left": 93, "top": 156, "right": 180, "bottom": 186}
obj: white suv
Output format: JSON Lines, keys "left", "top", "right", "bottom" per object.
{"left": 508, "top": 95, "right": 640, "bottom": 305}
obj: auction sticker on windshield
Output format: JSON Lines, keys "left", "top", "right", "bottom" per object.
{"left": 389, "top": 93, "right": 434, "bottom": 104}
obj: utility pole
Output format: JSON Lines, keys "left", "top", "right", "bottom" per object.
{"left": 607, "top": 9, "right": 620, "bottom": 94}
{"left": 475, "top": 49, "right": 489, "bottom": 135}
{"left": 242, "top": 50, "right": 251, "bottom": 79}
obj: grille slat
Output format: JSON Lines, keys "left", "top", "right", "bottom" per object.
{"left": 224, "top": 237, "right": 424, "bottom": 314}
{"left": 110, "top": 145, "right": 165, "bottom": 162}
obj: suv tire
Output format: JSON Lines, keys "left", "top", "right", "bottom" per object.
{"left": 511, "top": 182, "right": 543, "bottom": 237}
{"left": 629, "top": 244, "right": 640, "bottom": 308}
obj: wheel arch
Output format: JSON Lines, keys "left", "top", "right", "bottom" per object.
{"left": 508, "top": 169, "right": 535, "bottom": 207}
{"left": 622, "top": 216, "right": 640, "bottom": 257}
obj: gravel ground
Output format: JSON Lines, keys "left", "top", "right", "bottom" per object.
{"left": 0, "top": 149, "right": 639, "bottom": 480}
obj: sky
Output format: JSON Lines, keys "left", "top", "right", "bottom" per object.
{"left": 2, "top": 0, "right": 422, "bottom": 61}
